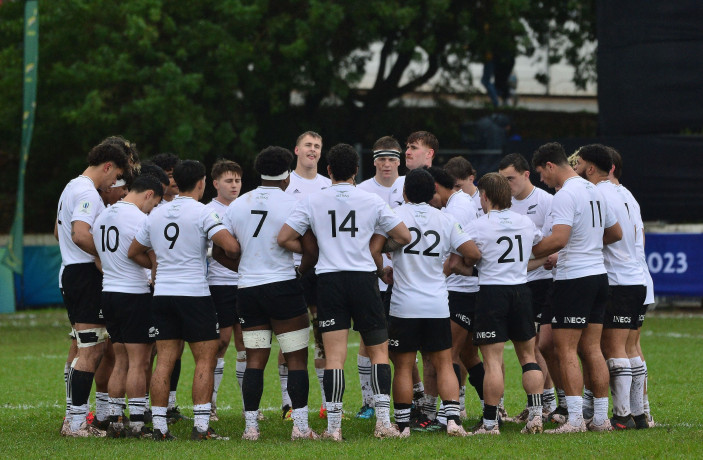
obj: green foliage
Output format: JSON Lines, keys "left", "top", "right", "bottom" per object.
{"left": 0, "top": 0, "right": 597, "bottom": 233}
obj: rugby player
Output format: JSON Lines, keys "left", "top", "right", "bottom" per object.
{"left": 445, "top": 156, "right": 483, "bottom": 213}
{"left": 57, "top": 140, "right": 129, "bottom": 437}
{"left": 93, "top": 174, "right": 164, "bottom": 438}
{"left": 424, "top": 166, "right": 484, "bottom": 429}
{"left": 282, "top": 131, "right": 331, "bottom": 419}
{"left": 278, "top": 143, "right": 411, "bottom": 440}
{"left": 129, "top": 160, "right": 241, "bottom": 441}
{"left": 205, "top": 159, "right": 246, "bottom": 421}
{"left": 573, "top": 145, "right": 646, "bottom": 430}
{"left": 355, "top": 135, "right": 405, "bottom": 419}
{"left": 375, "top": 168, "right": 480, "bottom": 437}
{"left": 531, "top": 143, "right": 622, "bottom": 434}
{"left": 216, "top": 146, "right": 319, "bottom": 441}
{"left": 498, "top": 154, "right": 558, "bottom": 421}
{"left": 150, "top": 153, "right": 181, "bottom": 202}
{"left": 607, "top": 147, "right": 656, "bottom": 428}
{"left": 453, "top": 173, "right": 545, "bottom": 435}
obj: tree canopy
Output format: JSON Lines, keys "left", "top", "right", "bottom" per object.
{"left": 0, "top": 0, "right": 596, "bottom": 231}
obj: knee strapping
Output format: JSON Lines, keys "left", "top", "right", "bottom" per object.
{"left": 277, "top": 327, "right": 310, "bottom": 354}
{"left": 522, "top": 362, "right": 541, "bottom": 373}
{"left": 76, "top": 327, "right": 108, "bottom": 348}
{"left": 242, "top": 330, "right": 272, "bottom": 349}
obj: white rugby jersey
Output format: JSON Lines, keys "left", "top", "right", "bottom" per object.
{"left": 93, "top": 201, "right": 150, "bottom": 294}
{"left": 286, "top": 172, "right": 331, "bottom": 265}
{"left": 470, "top": 189, "right": 483, "bottom": 216}
{"left": 224, "top": 187, "right": 297, "bottom": 288}
{"left": 390, "top": 203, "right": 472, "bottom": 318}
{"left": 285, "top": 171, "right": 332, "bottom": 200}
{"left": 619, "top": 185, "right": 654, "bottom": 303}
{"left": 510, "top": 186, "right": 554, "bottom": 282}
{"left": 285, "top": 183, "right": 402, "bottom": 274}
{"left": 471, "top": 209, "right": 542, "bottom": 285}
{"left": 357, "top": 176, "right": 406, "bottom": 209}
{"left": 597, "top": 181, "right": 645, "bottom": 286}
{"left": 205, "top": 199, "right": 239, "bottom": 286}
{"left": 135, "top": 196, "right": 225, "bottom": 296}
{"left": 56, "top": 176, "right": 105, "bottom": 266}
{"left": 357, "top": 175, "right": 405, "bottom": 291}
{"left": 550, "top": 176, "right": 616, "bottom": 280}
{"left": 443, "top": 190, "right": 480, "bottom": 293}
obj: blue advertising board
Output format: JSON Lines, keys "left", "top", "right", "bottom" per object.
{"left": 644, "top": 233, "right": 703, "bottom": 297}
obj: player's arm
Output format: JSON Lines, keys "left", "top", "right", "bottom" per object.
{"left": 386, "top": 222, "right": 411, "bottom": 246}
{"left": 211, "top": 228, "right": 241, "bottom": 260}
{"left": 603, "top": 222, "right": 623, "bottom": 245}
{"left": 532, "top": 224, "right": 571, "bottom": 258}
{"left": 447, "top": 241, "right": 481, "bottom": 276}
{"left": 298, "top": 229, "right": 318, "bottom": 275}
{"left": 528, "top": 256, "right": 549, "bottom": 271}
{"left": 277, "top": 224, "right": 303, "bottom": 252}
{"left": 128, "top": 238, "right": 153, "bottom": 268}
{"left": 212, "top": 244, "right": 240, "bottom": 272}
{"left": 370, "top": 233, "right": 387, "bottom": 273}
{"left": 53, "top": 220, "right": 59, "bottom": 241}
{"left": 71, "top": 221, "right": 98, "bottom": 256}
{"left": 94, "top": 254, "right": 103, "bottom": 273}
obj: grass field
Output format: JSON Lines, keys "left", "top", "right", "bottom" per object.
{"left": 1, "top": 308, "right": 702, "bottom": 459}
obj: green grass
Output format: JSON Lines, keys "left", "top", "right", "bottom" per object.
{"left": 1, "top": 309, "right": 702, "bottom": 459}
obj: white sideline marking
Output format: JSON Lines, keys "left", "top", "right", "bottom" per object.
{"left": 642, "top": 330, "right": 703, "bottom": 340}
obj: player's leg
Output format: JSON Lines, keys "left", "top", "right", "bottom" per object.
{"left": 513, "top": 338, "right": 544, "bottom": 433}
{"left": 232, "top": 323, "right": 249, "bottom": 415}
{"left": 125, "top": 342, "right": 153, "bottom": 437}
{"left": 321, "top": 328, "right": 350, "bottom": 439}
{"left": 356, "top": 338, "right": 375, "bottom": 419}
{"left": 150, "top": 339, "right": 181, "bottom": 439}
{"left": 390, "top": 350, "right": 415, "bottom": 437}
{"left": 93, "top": 339, "right": 114, "bottom": 429}
{"left": 240, "top": 324, "right": 272, "bottom": 440}
{"left": 427, "top": 345, "right": 466, "bottom": 436}
{"left": 273, "top": 312, "right": 317, "bottom": 440}
{"left": 545, "top": 328, "right": 585, "bottom": 433}
{"left": 212, "top": 324, "right": 232, "bottom": 421}
{"left": 209, "top": 285, "right": 238, "bottom": 421}
{"left": 538, "top": 323, "right": 565, "bottom": 422}
{"left": 166, "top": 341, "right": 187, "bottom": 424}
{"left": 188, "top": 339, "right": 220, "bottom": 437}
{"left": 106, "top": 342, "right": 128, "bottom": 437}
{"left": 474, "top": 342, "right": 504, "bottom": 434}
{"left": 626, "top": 327, "right": 647, "bottom": 428}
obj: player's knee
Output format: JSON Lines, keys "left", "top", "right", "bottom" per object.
{"left": 522, "top": 362, "right": 541, "bottom": 374}
{"left": 242, "top": 329, "right": 272, "bottom": 349}
{"left": 76, "top": 327, "right": 108, "bottom": 349}
{"left": 277, "top": 327, "right": 310, "bottom": 354}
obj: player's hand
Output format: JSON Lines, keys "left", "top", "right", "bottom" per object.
{"left": 544, "top": 253, "right": 558, "bottom": 270}
{"left": 379, "top": 266, "right": 393, "bottom": 285}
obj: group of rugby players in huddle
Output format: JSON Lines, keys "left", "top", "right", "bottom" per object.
{"left": 55, "top": 130, "right": 655, "bottom": 441}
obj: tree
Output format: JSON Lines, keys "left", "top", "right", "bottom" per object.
{"left": 0, "top": 0, "right": 596, "bottom": 232}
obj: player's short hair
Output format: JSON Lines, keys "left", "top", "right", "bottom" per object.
{"left": 130, "top": 174, "right": 164, "bottom": 198}
{"left": 86, "top": 141, "right": 130, "bottom": 172}
{"left": 372, "top": 136, "right": 402, "bottom": 152}
{"left": 296, "top": 131, "right": 322, "bottom": 146}
{"left": 577, "top": 144, "right": 613, "bottom": 174}
{"left": 567, "top": 151, "right": 580, "bottom": 168}
{"left": 498, "top": 153, "right": 530, "bottom": 173}
{"left": 532, "top": 142, "right": 568, "bottom": 169}
{"left": 327, "top": 143, "right": 359, "bottom": 181}
{"left": 425, "top": 166, "right": 455, "bottom": 190}
{"left": 444, "top": 156, "right": 476, "bottom": 180}
{"left": 173, "top": 160, "right": 206, "bottom": 192}
{"left": 211, "top": 159, "right": 243, "bottom": 180}
{"left": 255, "top": 146, "right": 294, "bottom": 177}
{"left": 607, "top": 146, "right": 623, "bottom": 179}
{"left": 478, "top": 172, "right": 512, "bottom": 210}
{"left": 139, "top": 162, "right": 169, "bottom": 187}
{"left": 406, "top": 131, "right": 439, "bottom": 151}
{"left": 404, "top": 168, "right": 436, "bottom": 204}
{"left": 101, "top": 136, "right": 140, "bottom": 168}
{"left": 150, "top": 152, "right": 181, "bottom": 172}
